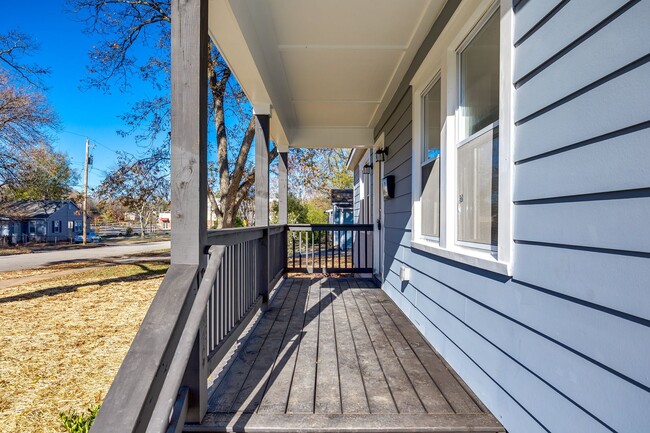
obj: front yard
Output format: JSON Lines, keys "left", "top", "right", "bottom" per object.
{"left": 0, "top": 257, "right": 168, "bottom": 432}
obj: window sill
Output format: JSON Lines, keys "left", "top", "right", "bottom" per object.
{"left": 410, "top": 238, "right": 512, "bottom": 276}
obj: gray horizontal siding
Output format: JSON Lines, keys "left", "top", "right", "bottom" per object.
{"left": 514, "top": 0, "right": 650, "bottom": 122}
{"left": 513, "top": 0, "right": 629, "bottom": 83}
{"left": 513, "top": 0, "right": 563, "bottom": 44}
{"left": 514, "top": 59, "right": 650, "bottom": 162}
{"left": 514, "top": 126, "right": 650, "bottom": 201}
{"left": 372, "top": 1, "right": 650, "bottom": 432}
{"left": 515, "top": 193, "right": 650, "bottom": 253}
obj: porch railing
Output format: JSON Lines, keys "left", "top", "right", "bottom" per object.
{"left": 90, "top": 223, "right": 373, "bottom": 433}
{"left": 287, "top": 224, "right": 373, "bottom": 273}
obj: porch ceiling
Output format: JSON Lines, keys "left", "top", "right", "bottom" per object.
{"left": 208, "top": 0, "right": 446, "bottom": 149}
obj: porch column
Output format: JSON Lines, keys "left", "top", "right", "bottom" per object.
{"left": 254, "top": 110, "right": 270, "bottom": 305}
{"left": 278, "top": 151, "right": 288, "bottom": 225}
{"left": 171, "top": 0, "right": 208, "bottom": 422}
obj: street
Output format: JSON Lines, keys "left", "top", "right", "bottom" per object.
{"left": 0, "top": 241, "right": 170, "bottom": 272}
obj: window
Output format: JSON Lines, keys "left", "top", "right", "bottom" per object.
{"left": 52, "top": 220, "right": 62, "bottom": 233}
{"left": 456, "top": 7, "right": 500, "bottom": 249}
{"left": 74, "top": 220, "right": 82, "bottom": 234}
{"left": 457, "top": 127, "right": 498, "bottom": 247}
{"left": 421, "top": 78, "right": 441, "bottom": 239}
{"left": 29, "top": 221, "right": 46, "bottom": 236}
{"left": 458, "top": 10, "right": 500, "bottom": 140}
{"left": 410, "top": 1, "right": 512, "bottom": 275}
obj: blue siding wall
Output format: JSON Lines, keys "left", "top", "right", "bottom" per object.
{"left": 373, "top": 1, "right": 650, "bottom": 432}
{"left": 353, "top": 165, "right": 361, "bottom": 223}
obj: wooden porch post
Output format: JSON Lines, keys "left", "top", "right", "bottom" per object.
{"left": 278, "top": 150, "right": 288, "bottom": 273}
{"left": 255, "top": 112, "right": 270, "bottom": 305}
{"left": 171, "top": 0, "right": 208, "bottom": 422}
{"left": 278, "top": 151, "right": 288, "bottom": 224}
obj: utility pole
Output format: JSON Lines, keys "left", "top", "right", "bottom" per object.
{"left": 83, "top": 137, "right": 90, "bottom": 246}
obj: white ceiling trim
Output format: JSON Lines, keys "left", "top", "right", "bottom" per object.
{"left": 277, "top": 44, "right": 408, "bottom": 51}
{"left": 289, "top": 128, "right": 373, "bottom": 149}
{"left": 368, "top": 0, "right": 446, "bottom": 128}
{"left": 292, "top": 100, "right": 381, "bottom": 104}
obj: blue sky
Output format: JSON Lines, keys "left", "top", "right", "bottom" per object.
{"left": 1, "top": 1, "right": 162, "bottom": 190}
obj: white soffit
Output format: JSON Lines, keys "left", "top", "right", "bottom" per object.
{"left": 208, "top": 0, "right": 445, "bottom": 148}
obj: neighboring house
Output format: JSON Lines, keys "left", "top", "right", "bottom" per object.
{"left": 158, "top": 211, "right": 172, "bottom": 230}
{"left": 158, "top": 202, "right": 219, "bottom": 230}
{"left": 326, "top": 189, "right": 353, "bottom": 225}
{"left": 93, "top": 2, "right": 650, "bottom": 433}
{"left": 0, "top": 200, "right": 87, "bottom": 244}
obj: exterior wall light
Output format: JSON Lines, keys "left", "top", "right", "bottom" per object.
{"left": 362, "top": 163, "right": 372, "bottom": 175}
{"left": 375, "top": 148, "right": 388, "bottom": 162}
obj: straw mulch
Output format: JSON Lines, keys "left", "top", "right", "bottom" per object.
{"left": 0, "top": 260, "right": 169, "bottom": 432}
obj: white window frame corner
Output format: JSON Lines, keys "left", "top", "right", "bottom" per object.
{"left": 408, "top": 0, "right": 514, "bottom": 276}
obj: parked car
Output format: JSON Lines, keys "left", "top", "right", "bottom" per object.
{"left": 73, "top": 231, "right": 102, "bottom": 243}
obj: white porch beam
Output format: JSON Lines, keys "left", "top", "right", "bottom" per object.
{"left": 289, "top": 128, "right": 374, "bottom": 149}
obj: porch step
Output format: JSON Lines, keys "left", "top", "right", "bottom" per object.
{"left": 184, "top": 413, "right": 505, "bottom": 432}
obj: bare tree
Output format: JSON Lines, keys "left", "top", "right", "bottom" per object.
{"left": 0, "top": 143, "right": 78, "bottom": 200}
{"left": 0, "top": 31, "right": 60, "bottom": 195}
{"left": 68, "top": 0, "right": 276, "bottom": 227}
{"left": 288, "top": 148, "right": 353, "bottom": 200}
{"left": 0, "top": 31, "right": 50, "bottom": 88}
{"left": 96, "top": 153, "right": 169, "bottom": 238}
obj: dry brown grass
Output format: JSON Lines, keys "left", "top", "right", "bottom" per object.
{"left": 0, "top": 246, "right": 31, "bottom": 257}
{"left": 0, "top": 260, "right": 168, "bottom": 432}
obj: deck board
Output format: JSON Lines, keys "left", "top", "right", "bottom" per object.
{"left": 194, "top": 277, "right": 504, "bottom": 433}
{"left": 315, "top": 279, "right": 342, "bottom": 414}
{"left": 256, "top": 278, "right": 310, "bottom": 414}
{"left": 338, "top": 279, "right": 396, "bottom": 414}
{"left": 349, "top": 284, "right": 425, "bottom": 414}
{"left": 285, "top": 278, "right": 320, "bottom": 414}
{"left": 330, "top": 279, "right": 370, "bottom": 414}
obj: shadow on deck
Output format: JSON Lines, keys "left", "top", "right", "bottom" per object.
{"left": 186, "top": 277, "right": 504, "bottom": 433}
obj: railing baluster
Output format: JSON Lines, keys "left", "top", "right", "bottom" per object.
{"left": 325, "top": 229, "right": 329, "bottom": 270}
{"left": 343, "top": 230, "right": 350, "bottom": 268}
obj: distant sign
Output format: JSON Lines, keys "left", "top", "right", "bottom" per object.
{"left": 68, "top": 221, "right": 74, "bottom": 229}
{"left": 330, "top": 189, "right": 353, "bottom": 206}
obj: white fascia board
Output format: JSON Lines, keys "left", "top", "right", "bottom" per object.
{"left": 289, "top": 128, "right": 374, "bottom": 149}
{"left": 346, "top": 148, "right": 366, "bottom": 171}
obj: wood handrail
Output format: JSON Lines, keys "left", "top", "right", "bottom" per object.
{"left": 90, "top": 247, "right": 226, "bottom": 433}
{"left": 287, "top": 223, "right": 373, "bottom": 231}
{"left": 147, "top": 246, "right": 226, "bottom": 433}
{"left": 90, "top": 264, "right": 199, "bottom": 433}
{"left": 207, "top": 225, "right": 287, "bottom": 245}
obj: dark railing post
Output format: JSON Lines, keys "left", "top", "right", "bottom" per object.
{"left": 282, "top": 225, "right": 288, "bottom": 274}
{"left": 257, "top": 228, "right": 269, "bottom": 306}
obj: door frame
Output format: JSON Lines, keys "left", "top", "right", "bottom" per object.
{"left": 372, "top": 133, "right": 385, "bottom": 283}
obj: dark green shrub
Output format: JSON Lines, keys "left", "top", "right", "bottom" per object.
{"left": 125, "top": 227, "right": 134, "bottom": 236}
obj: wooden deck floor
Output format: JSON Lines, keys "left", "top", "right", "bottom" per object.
{"left": 187, "top": 277, "right": 504, "bottom": 433}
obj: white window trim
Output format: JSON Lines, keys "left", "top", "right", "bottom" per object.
{"left": 410, "top": 0, "right": 514, "bottom": 276}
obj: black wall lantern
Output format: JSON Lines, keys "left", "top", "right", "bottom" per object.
{"left": 375, "top": 147, "right": 388, "bottom": 162}
{"left": 362, "top": 163, "right": 372, "bottom": 175}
